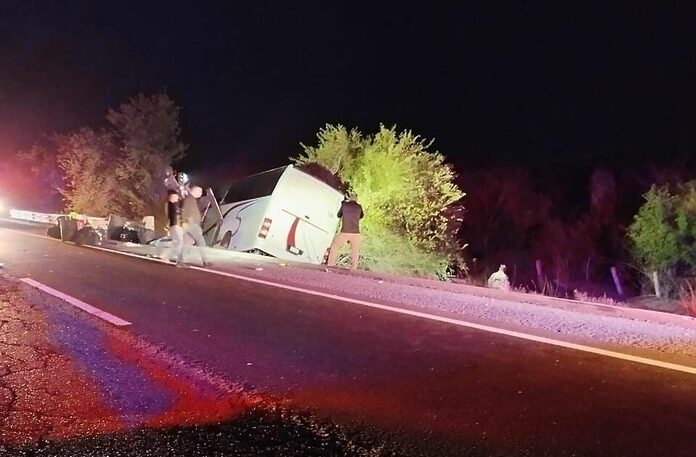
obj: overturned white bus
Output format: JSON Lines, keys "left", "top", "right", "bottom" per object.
{"left": 202, "top": 165, "right": 345, "bottom": 264}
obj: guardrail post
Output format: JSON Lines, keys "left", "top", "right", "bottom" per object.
{"left": 610, "top": 266, "right": 624, "bottom": 297}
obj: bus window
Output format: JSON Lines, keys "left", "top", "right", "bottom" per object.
{"left": 221, "top": 166, "right": 287, "bottom": 204}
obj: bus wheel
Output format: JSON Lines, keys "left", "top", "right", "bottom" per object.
{"left": 221, "top": 231, "right": 232, "bottom": 249}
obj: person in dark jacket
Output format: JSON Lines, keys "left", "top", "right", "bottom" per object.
{"left": 327, "top": 193, "right": 364, "bottom": 270}
{"left": 162, "top": 190, "right": 184, "bottom": 264}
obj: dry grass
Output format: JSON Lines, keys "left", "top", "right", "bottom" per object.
{"left": 678, "top": 279, "right": 696, "bottom": 317}
{"left": 572, "top": 290, "right": 622, "bottom": 306}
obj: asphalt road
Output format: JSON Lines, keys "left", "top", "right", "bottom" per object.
{"left": 1, "top": 219, "right": 695, "bottom": 457}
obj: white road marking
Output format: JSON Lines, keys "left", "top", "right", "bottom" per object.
{"left": 86, "top": 243, "right": 174, "bottom": 264}
{"left": 20, "top": 277, "right": 131, "bottom": 326}
{"left": 188, "top": 266, "right": 696, "bottom": 375}
{"left": 4, "top": 226, "right": 696, "bottom": 375}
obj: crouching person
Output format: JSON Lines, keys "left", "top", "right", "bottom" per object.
{"left": 487, "top": 264, "right": 510, "bottom": 290}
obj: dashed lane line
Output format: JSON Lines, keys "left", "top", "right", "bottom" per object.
{"left": 21, "top": 277, "right": 131, "bottom": 326}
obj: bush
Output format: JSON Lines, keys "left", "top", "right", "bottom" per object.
{"left": 294, "top": 124, "right": 464, "bottom": 278}
{"left": 628, "top": 182, "right": 696, "bottom": 297}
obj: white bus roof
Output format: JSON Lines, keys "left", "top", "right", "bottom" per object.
{"left": 220, "top": 164, "right": 341, "bottom": 204}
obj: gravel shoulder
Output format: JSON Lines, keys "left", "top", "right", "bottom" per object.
{"left": 220, "top": 262, "right": 696, "bottom": 365}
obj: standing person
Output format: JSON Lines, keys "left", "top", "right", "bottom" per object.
{"left": 176, "top": 171, "right": 191, "bottom": 198}
{"left": 164, "top": 166, "right": 191, "bottom": 199}
{"left": 162, "top": 190, "right": 185, "bottom": 265}
{"left": 163, "top": 166, "right": 179, "bottom": 194}
{"left": 327, "top": 193, "right": 364, "bottom": 270}
{"left": 180, "top": 186, "right": 211, "bottom": 267}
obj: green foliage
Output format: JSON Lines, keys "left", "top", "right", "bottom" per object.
{"left": 57, "top": 128, "right": 121, "bottom": 216}
{"left": 673, "top": 181, "right": 696, "bottom": 269}
{"left": 57, "top": 92, "right": 187, "bottom": 226}
{"left": 629, "top": 186, "right": 680, "bottom": 272}
{"left": 294, "top": 124, "right": 464, "bottom": 278}
{"left": 629, "top": 183, "right": 696, "bottom": 296}
{"left": 107, "top": 93, "right": 187, "bottom": 219}
{"left": 299, "top": 125, "right": 363, "bottom": 180}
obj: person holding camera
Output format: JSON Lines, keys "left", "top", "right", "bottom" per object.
{"left": 327, "top": 192, "right": 364, "bottom": 270}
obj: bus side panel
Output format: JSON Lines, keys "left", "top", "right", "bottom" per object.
{"left": 277, "top": 168, "right": 344, "bottom": 233}
{"left": 261, "top": 168, "right": 344, "bottom": 264}
{"left": 217, "top": 197, "right": 270, "bottom": 252}
{"left": 294, "top": 215, "right": 337, "bottom": 263}
{"left": 254, "top": 208, "right": 306, "bottom": 262}
{"left": 260, "top": 206, "right": 337, "bottom": 264}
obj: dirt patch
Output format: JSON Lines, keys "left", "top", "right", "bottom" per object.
{"left": 627, "top": 296, "right": 688, "bottom": 315}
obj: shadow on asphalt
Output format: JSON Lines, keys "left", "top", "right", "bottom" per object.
{"left": 0, "top": 407, "right": 395, "bottom": 457}
{"left": 0, "top": 405, "right": 517, "bottom": 457}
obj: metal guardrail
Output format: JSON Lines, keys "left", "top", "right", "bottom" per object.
{"left": 10, "top": 209, "right": 110, "bottom": 231}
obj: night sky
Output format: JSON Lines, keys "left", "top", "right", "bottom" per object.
{"left": 2, "top": 1, "right": 695, "bottom": 177}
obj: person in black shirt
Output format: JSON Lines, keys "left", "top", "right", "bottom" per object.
{"left": 163, "top": 190, "right": 185, "bottom": 265}
{"left": 327, "top": 193, "right": 364, "bottom": 270}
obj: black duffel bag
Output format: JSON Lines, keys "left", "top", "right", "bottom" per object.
{"left": 46, "top": 224, "right": 61, "bottom": 239}
{"left": 117, "top": 227, "right": 140, "bottom": 243}
{"left": 74, "top": 225, "right": 100, "bottom": 246}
